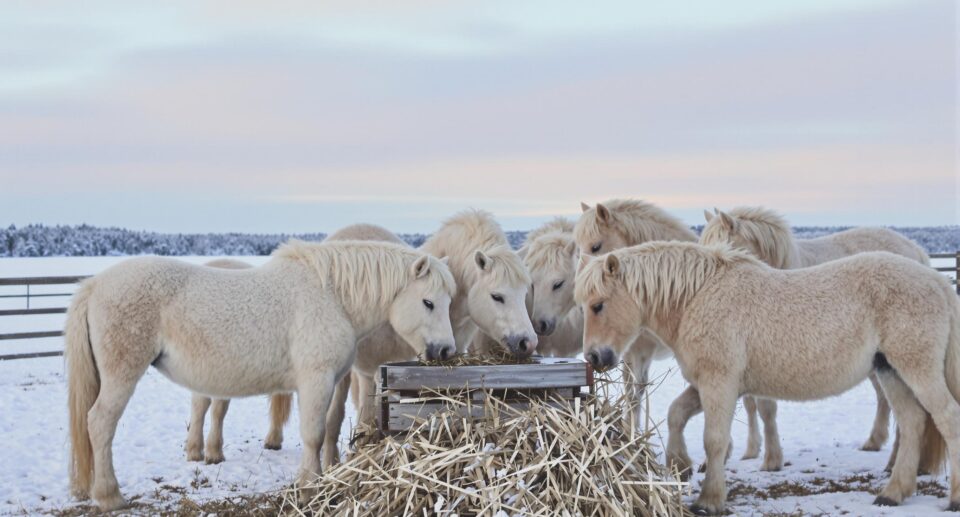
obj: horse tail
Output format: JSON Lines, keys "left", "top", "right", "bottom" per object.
{"left": 920, "top": 296, "right": 960, "bottom": 474}
{"left": 66, "top": 280, "right": 99, "bottom": 498}
{"left": 270, "top": 393, "right": 293, "bottom": 429}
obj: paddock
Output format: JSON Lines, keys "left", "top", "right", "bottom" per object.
{"left": 0, "top": 252, "right": 958, "bottom": 514}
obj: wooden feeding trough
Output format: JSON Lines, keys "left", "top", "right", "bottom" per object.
{"left": 378, "top": 357, "right": 594, "bottom": 434}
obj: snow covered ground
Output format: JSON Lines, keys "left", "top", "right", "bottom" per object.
{"left": 1, "top": 256, "right": 957, "bottom": 515}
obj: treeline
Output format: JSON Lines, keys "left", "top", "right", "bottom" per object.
{"left": 0, "top": 223, "right": 957, "bottom": 257}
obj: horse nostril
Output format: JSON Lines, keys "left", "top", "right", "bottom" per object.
{"left": 439, "top": 346, "right": 450, "bottom": 360}
{"left": 588, "top": 351, "right": 600, "bottom": 366}
{"left": 518, "top": 338, "right": 528, "bottom": 353}
{"left": 538, "top": 321, "right": 547, "bottom": 333}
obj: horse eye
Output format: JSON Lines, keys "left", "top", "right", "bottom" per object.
{"left": 591, "top": 302, "right": 604, "bottom": 315}
{"left": 552, "top": 280, "right": 564, "bottom": 291}
{"left": 590, "top": 243, "right": 602, "bottom": 253}
{"left": 491, "top": 293, "right": 505, "bottom": 303}
{"left": 422, "top": 299, "right": 434, "bottom": 311}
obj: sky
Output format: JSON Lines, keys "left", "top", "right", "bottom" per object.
{"left": 1, "top": 0, "right": 957, "bottom": 233}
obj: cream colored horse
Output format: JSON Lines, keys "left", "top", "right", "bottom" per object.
{"left": 573, "top": 200, "right": 689, "bottom": 421}
{"left": 576, "top": 242, "right": 960, "bottom": 515}
{"left": 684, "top": 206, "right": 932, "bottom": 471}
{"left": 66, "top": 241, "right": 456, "bottom": 511}
{"left": 334, "top": 212, "right": 536, "bottom": 464}
{"left": 184, "top": 259, "right": 293, "bottom": 464}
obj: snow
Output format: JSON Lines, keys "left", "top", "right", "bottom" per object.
{"left": 1, "top": 256, "right": 958, "bottom": 515}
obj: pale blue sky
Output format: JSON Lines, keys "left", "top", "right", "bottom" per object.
{"left": 1, "top": 0, "right": 956, "bottom": 232}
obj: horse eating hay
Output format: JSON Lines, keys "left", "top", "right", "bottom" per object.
{"left": 691, "top": 206, "right": 932, "bottom": 471}
{"left": 576, "top": 241, "right": 960, "bottom": 514}
{"left": 66, "top": 240, "right": 456, "bottom": 511}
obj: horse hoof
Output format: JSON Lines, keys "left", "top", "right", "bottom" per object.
{"left": 186, "top": 450, "right": 204, "bottom": 462}
{"left": 95, "top": 492, "right": 128, "bottom": 512}
{"left": 689, "top": 503, "right": 722, "bottom": 516}
{"left": 874, "top": 496, "right": 899, "bottom": 507}
{"left": 264, "top": 441, "right": 282, "bottom": 451}
{"left": 860, "top": 442, "right": 882, "bottom": 452}
{"left": 697, "top": 463, "right": 707, "bottom": 474}
{"left": 947, "top": 501, "right": 960, "bottom": 512}
{"left": 204, "top": 453, "right": 225, "bottom": 465}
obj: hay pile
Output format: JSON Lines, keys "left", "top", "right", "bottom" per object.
{"left": 286, "top": 375, "right": 690, "bottom": 516}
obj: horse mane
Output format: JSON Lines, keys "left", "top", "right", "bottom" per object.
{"left": 524, "top": 232, "right": 576, "bottom": 274}
{"left": 273, "top": 239, "right": 455, "bottom": 315}
{"left": 575, "top": 199, "right": 697, "bottom": 247}
{"left": 575, "top": 241, "right": 757, "bottom": 317}
{"left": 421, "top": 209, "right": 530, "bottom": 288}
{"left": 524, "top": 217, "right": 575, "bottom": 245}
{"left": 701, "top": 206, "right": 799, "bottom": 269}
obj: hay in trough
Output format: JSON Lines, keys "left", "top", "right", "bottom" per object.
{"left": 418, "top": 346, "right": 536, "bottom": 367}
{"left": 286, "top": 373, "right": 691, "bottom": 516}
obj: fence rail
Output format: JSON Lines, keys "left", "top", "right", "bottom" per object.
{"left": 1, "top": 252, "right": 959, "bottom": 360}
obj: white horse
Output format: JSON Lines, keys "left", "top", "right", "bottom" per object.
{"left": 576, "top": 242, "right": 960, "bottom": 514}
{"left": 66, "top": 240, "right": 456, "bottom": 510}
{"left": 183, "top": 259, "right": 294, "bottom": 465}
{"left": 685, "top": 206, "right": 932, "bottom": 471}
{"left": 332, "top": 212, "right": 536, "bottom": 465}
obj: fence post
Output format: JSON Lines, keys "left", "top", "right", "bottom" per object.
{"left": 956, "top": 251, "right": 960, "bottom": 294}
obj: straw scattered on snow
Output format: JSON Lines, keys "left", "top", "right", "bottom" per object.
{"left": 285, "top": 371, "right": 691, "bottom": 516}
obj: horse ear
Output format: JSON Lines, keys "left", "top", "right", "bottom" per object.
{"left": 564, "top": 239, "right": 577, "bottom": 257}
{"left": 516, "top": 245, "right": 529, "bottom": 260}
{"left": 604, "top": 253, "right": 620, "bottom": 277}
{"left": 718, "top": 210, "right": 737, "bottom": 231}
{"left": 595, "top": 203, "right": 611, "bottom": 223}
{"left": 703, "top": 209, "right": 714, "bottom": 222}
{"left": 474, "top": 250, "right": 489, "bottom": 271}
{"left": 580, "top": 201, "right": 590, "bottom": 213}
{"left": 411, "top": 255, "right": 431, "bottom": 279}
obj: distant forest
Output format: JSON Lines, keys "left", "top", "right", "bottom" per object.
{"left": 1, "top": 223, "right": 958, "bottom": 257}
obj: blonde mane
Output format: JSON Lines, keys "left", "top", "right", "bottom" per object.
{"left": 274, "top": 239, "right": 456, "bottom": 315}
{"left": 421, "top": 209, "right": 530, "bottom": 289}
{"left": 575, "top": 242, "right": 757, "bottom": 317}
{"left": 701, "top": 206, "right": 799, "bottom": 269}
{"left": 524, "top": 232, "right": 576, "bottom": 274}
{"left": 524, "top": 217, "right": 575, "bottom": 246}
{"left": 575, "top": 199, "right": 697, "bottom": 247}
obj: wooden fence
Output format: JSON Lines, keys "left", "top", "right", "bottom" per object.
{"left": 1, "top": 252, "right": 958, "bottom": 361}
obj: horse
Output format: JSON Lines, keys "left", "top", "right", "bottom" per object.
{"left": 686, "top": 206, "right": 932, "bottom": 471}
{"left": 572, "top": 200, "right": 689, "bottom": 422}
{"left": 183, "top": 259, "right": 293, "bottom": 465}
{"left": 66, "top": 240, "right": 456, "bottom": 511}
{"left": 575, "top": 241, "right": 960, "bottom": 514}
{"left": 332, "top": 212, "right": 536, "bottom": 466}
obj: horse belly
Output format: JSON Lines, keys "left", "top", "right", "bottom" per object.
{"left": 152, "top": 341, "right": 293, "bottom": 398}
{"left": 746, "top": 350, "right": 875, "bottom": 402}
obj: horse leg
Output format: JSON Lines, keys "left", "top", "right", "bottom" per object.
{"left": 862, "top": 373, "right": 891, "bottom": 451}
{"left": 204, "top": 399, "right": 230, "bottom": 464}
{"left": 185, "top": 394, "right": 210, "bottom": 462}
{"left": 356, "top": 371, "right": 378, "bottom": 428}
{"left": 690, "top": 380, "right": 738, "bottom": 516}
{"left": 295, "top": 372, "right": 337, "bottom": 501}
{"left": 741, "top": 396, "right": 761, "bottom": 460}
{"left": 88, "top": 375, "right": 142, "bottom": 511}
{"left": 885, "top": 365, "right": 960, "bottom": 509}
{"left": 873, "top": 369, "right": 927, "bottom": 505}
{"left": 264, "top": 393, "right": 292, "bottom": 450}
{"left": 666, "top": 385, "right": 701, "bottom": 480}
{"left": 757, "top": 398, "right": 783, "bottom": 471}
{"left": 322, "top": 373, "right": 352, "bottom": 468}
{"left": 623, "top": 344, "right": 654, "bottom": 430}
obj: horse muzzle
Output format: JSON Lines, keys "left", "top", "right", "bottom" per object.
{"left": 502, "top": 334, "right": 538, "bottom": 358}
{"left": 586, "top": 347, "right": 617, "bottom": 371}
{"left": 424, "top": 342, "right": 456, "bottom": 361}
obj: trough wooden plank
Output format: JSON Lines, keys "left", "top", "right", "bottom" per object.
{"left": 382, "top": 358, "right": 589, "bottom": 390}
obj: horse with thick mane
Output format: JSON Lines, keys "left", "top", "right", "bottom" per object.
{"left": 576, "top": 241, "right": 960, "bottom": 515}
{"left": 66, "top": 240, "right": 456, "bottom": 511}
{"left": 694, "top": 206, "right": 932, "bottom": 471}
